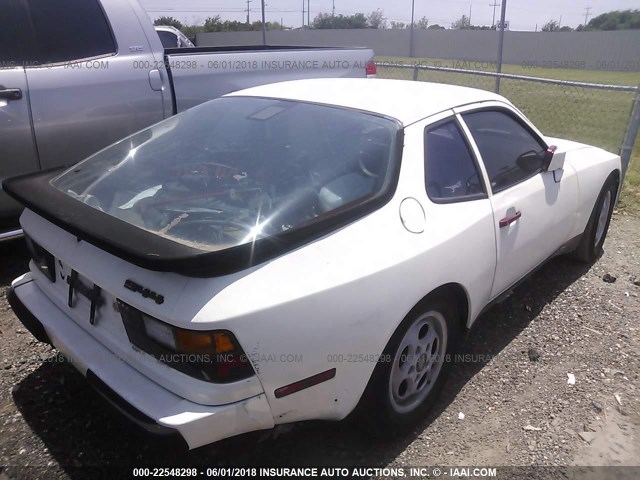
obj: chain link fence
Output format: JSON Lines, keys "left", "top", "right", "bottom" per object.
{"left": 376, "top": 63, "right": 640, "bottom": 183}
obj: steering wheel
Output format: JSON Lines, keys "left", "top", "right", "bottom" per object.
{"left": 358, "top": 155, "right": 381, "bottom": 178}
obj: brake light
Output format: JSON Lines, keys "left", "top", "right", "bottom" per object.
{"left": 365, "top": 61, "right": 377, "bottom": 77}
{"left": 25, "top": 235, "right": 56, "bottom": 283}
{"left": 118, "top": 300, "right": 254, "bottom": 383}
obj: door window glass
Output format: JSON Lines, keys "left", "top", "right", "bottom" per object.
{"left": 463, "top": 110, "right": 546, "bottom": 193}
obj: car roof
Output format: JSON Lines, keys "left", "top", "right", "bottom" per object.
{"left": 227, "top": 78, "right": 508, "bottom": 125}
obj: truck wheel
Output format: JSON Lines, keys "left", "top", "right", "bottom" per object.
{"left": 573, "top": 175, "right": 617, "bottom": 264}
{"left": 360, "top": 295, "right": 459, "bottom": 433}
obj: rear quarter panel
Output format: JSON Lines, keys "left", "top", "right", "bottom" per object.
{"left": 179, "top": 119, "right": 496, "bottom": 424}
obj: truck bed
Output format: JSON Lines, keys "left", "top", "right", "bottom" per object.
{"left": 165, "top": 45, "right": 375, "bottom": 113}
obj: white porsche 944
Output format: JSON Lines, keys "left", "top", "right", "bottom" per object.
{"left": 6, "top": 79, "right": 620, "bottom": 449}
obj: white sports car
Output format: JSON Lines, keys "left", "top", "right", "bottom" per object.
{"left": 6, "top": 79, "right": 620, "bottom": 449}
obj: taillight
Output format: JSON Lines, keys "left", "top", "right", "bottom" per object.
{"left": 366, "top": 61, "right": 377, "bottom": 77}
{"left": 118, "top": 300, "right": 254, "bottom": 383}
{"left": 25, "top": 235, "right": 56, "bottom": 283}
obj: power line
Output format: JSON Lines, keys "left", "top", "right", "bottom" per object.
{"left": 584, "top": 6, "right": 592, "bottom": 26}
{"left": 489, "top": 1, "right": 500, "bottom": 27}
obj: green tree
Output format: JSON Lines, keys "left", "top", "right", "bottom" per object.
{"left": 180, "top": 23, "right": 203, "bottom": 40}
{"left": 541, "top": 20, "right": 560, "bottom": 32}
{"left": 390, "top": 21, "right": 406, "bottom": 29}
{"left": 427, "top": 24, "right": 445, "bottom": 30}
{"left": 312, "top": 13, "right": 368, "bottom": 29}
{"left": 153, "top": 16, "right": 183, "bottom": 30}
{"left": 414, "top": 16, "right": 429, "bottom": 29}
{"left": 367, "top": 9, "right": 387, "bottom": 29}
{"left": 203, "top": 16, "right": 223, "bottom": 32}
{"left": 587, "top": 10, "right": 640, "bottom": 30}
{"left": 451, "top": 14, "right": 471, "bottom": 29}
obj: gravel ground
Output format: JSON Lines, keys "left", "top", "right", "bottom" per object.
{"left": 0, "top": 214, "right": 638, "bottom": 479}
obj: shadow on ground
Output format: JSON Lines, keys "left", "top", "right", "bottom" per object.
{"left": 10, "top": 253, "right": 591, "bottom": 478}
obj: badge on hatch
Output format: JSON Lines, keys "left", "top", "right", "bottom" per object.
{"left": 123, "top": 279, "right": 165, "bottom": 305}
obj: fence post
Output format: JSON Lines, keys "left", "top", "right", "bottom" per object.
{"left": 494, "top": 0, "right": 508, "bottom": 93}
{"left": 620, "top": 86, "right": 640, "bottom": 181}
{"left": 413, "top": 66, "right": 419, "bottom": 81}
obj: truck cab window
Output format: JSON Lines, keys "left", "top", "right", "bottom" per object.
{"left": 26, "top": 0, "right": 116, "bottom": 64}
{"left": 157, "top": 31, "right": 180, "bottom": 49}
{"left": 0, "top": 0, "right": 36, "bottom": 66}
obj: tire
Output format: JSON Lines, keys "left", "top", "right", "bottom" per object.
{"left": 573, "top": 175, "right": 617, "bottom": 263}
{"left": 359, "top": 294, "right": 460, "bottom": 434}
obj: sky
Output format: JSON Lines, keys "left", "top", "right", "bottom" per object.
{"left": 139, "top": 0, "right": 640, "bottom": 31}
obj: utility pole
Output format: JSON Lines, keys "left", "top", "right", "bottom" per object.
{"left": 307, "top": 0, "right": 310, "bottom": 28}
{"left": 302, "top": 0, "right": 305, "bottom": 27}
{"left": 490, "top": 1, "right": 500, "bottom": 28}
{"left": 409, "top": 0, "right": 415, "bottom": 58}
{"left": 246, "top": 0, "right": 252, "bottom": 24}
{"left": 495, "top": 0, "right": 507, "bottom": 93}
{"left": 332, "top": 0, "right": 335, "bottom": 16}
{"left": 584, "top": 6, "right": 592, "bottom": 27}
{"left": 469, "top": 4, "right": 472, "bottom": 25}
{"left": 559, "top": 15, "right": 562, "bottom": 28}
{"left": 261, "top": 0, "right": 266, "bottom": 45}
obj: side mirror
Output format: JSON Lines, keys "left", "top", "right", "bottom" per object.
{"left": 542, "top": 145, "right": 557, "bottom": 171}
{"left": 542, "top": 145, "right": 566, "bottom": 172}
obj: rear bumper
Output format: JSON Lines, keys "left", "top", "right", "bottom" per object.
{"left": 8, "top": 274, "right": 275, "bottom": 449}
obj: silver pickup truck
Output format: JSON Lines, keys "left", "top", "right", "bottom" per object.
{"left": 0, "top": 0, "right": 375, "bottom": 240}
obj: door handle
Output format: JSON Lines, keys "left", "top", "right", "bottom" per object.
{"left": 0, "top": 87, "right": 23, "bottom": 101}
{"left": 499, "top": 211, "right": 522, "bottom": 228}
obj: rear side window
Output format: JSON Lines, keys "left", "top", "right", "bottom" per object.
{"left": 0, "top": 0, "right": 36, "bottom": 67}
{"left": 462, "top": 110, "right": 547, "bottom": 193}
{"left": 424, "top": 120, "right": 486, "bottom": 203}
{"left": 25, "top": 0, "right": 116, "bottom": 64}
{"left": 157, "top": 31, "right": 179, "bottom": 49}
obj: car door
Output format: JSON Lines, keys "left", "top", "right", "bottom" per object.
{"left": 0, "top": 0, "right": 41, "bottom": 228}
{"left": 420, "top": 113, "right": 497, "bottom": 318}
{"left": 23, "top": 0, "right": 166, "bottom": 171}
{"left": 458, "top": 105, "right": 579, "bottom": 299}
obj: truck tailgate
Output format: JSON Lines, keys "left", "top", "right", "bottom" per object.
{"left": 166, "top": 47, "right": 375, "bottom": 112}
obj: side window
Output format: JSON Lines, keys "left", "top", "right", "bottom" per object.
{"left": 25, "top": 0, "right": 116, "bottom": 64}
{"left": 158, "top": 31, "right": 179, "bottom": 49}
{"left": 462, "top": 110, "right": 547, "bottom": 193}
{"left": 424, "top": 120, "right": 486, "bottom": 203}
{"left": 0, "top": 0, "right": 36, "bottom": 67}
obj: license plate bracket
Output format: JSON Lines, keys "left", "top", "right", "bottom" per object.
{"left": 66, "top": 269, "right": 103, "bottom": 325}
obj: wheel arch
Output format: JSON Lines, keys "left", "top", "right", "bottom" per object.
{"left": 610, "top": 168, "right": 621, "bottom": 203}
{"left": 352, "top": 281, "right": 472, "bottom": 426}
{"left": 403, "top": 282, "right": 471, "bottom": 339}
